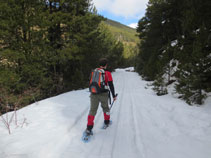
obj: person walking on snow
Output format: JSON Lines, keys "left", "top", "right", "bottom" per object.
{"left": 86, "top": 58, "right": 117, "bottom": 135}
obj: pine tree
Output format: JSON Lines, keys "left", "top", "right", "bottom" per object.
{"left": 0, "top": 0, "right": 124, "bottom": 113}
{"left": 0, "top": 0, "right": 47, "bottom": 111}
{"left": 175, "top": 0, "right": 211, "bottom": 105}
{"left": 136, "top": 0, "right": 211, "bottom": 104}
{"left": 136, "top": 0, "right": 168, "bottom": 80}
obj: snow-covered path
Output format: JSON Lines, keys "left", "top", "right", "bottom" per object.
{"left": 0, "top": 68, "right": 211, "bottom": 158}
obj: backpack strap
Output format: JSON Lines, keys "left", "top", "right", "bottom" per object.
{"left": 89, "top": 71, "right": 94, "bottom": 85}
{"left": 96, "top": 68, "right": 105, "bottom": 83}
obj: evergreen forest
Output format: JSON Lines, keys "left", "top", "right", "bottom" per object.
{"left": 1, "top": 0, "right": 210, "bottom": 115}
{"left": 136, "top": 0, "right": 211, "bottom": 105}
{"left": 103, "top": 19, "right": 139, "bottom": 66}
{"left": 0, "top": 0, "right": 128, "bottom": 114}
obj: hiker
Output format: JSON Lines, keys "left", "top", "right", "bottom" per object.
{"left": 86, "top": 58, "right": 117, "bottom": 135}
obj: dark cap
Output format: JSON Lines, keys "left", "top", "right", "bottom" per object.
{"left": 99, "top": 58, "right": 108, "bottom": 67}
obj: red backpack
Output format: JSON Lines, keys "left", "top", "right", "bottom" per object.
{"left": 89, "top": 68, "right": 108, "bottom": 94}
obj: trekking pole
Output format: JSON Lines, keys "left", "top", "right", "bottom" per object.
{"left": 109, "top": 93, "right": 118, "bottom": 110}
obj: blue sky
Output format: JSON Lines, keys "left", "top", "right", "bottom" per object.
{"left": 92, "top": 0, "right": 149, "bottom": 28}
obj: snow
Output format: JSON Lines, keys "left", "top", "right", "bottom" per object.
{"left": 1, "top": 68, "right": 211, "bottom": 158}
{"left": 171, "top": 40, "right": 178, "bottom": 47}
{"left": 162, "top": 59, "right": 178, "bottom": 82}
{"left": 194, "top": 28, "right": 200, "bottom": 34}
{"left": 161, "top": 20, "right": 166, "bottom": 24}
{"left": 128, "top": 23, "right": 138, "bottom": 29}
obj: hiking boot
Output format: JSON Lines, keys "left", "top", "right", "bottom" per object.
{"left": 104, "top": 120, "right": 110, "bottom": 125}
{"left": 85, "top": 129, "right": 93, "bottom": 136}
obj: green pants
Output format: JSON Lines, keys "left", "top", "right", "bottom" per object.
{"left": 89, "top": 92, "right": 109, "bottom": 116}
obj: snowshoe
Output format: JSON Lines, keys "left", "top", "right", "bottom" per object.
{"left": 102, "top": 120, "right": 112, "bottom": 129}
{"left": 82, "top": 129, "right": 93, "bottom": 142}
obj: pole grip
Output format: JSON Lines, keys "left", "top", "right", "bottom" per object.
{"left": 109, "top": 93, "right": 118, "bottom": 110}
{"left": 115, "top": 93, "right": 118, "bottom": 97}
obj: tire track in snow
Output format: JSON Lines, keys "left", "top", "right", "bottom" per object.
{"left": 110, "top": 71, "right": 126, "bottom": 158}
{"left": 110, "top": 71, "right": 147, "bottom": 158}
{"left": 112, "top": 71, "right": 145, "bottom": 158}
{"left": 128, "top": 73, "right": 147, "bottom": 158}
{"left": 128, "top": 99, "right": 140, "bottom": 154}
{"left": 63, "top": 70, "right": 146, "bottom": 158}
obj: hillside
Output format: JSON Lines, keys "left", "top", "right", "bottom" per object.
{"left": 102, "top": 19, "right": 139, "bottom": 59}
{"left": 104, "top": 19, "right": 139, "bottom": 43}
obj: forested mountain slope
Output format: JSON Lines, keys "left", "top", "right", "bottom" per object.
{"left": 103, "top": 19, "right": 139, "bottom": 59}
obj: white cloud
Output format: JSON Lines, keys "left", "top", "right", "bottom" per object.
{"left": 92, "top": 0, "right": 148, "bottom": 19}
{"left": 128, "top": 23, "right": 138, "bottom": 29}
